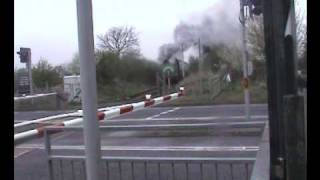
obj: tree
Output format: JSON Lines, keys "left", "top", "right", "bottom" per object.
{"left": 32, "top": 58, "right": 62, "bottom": 89}
{"left": 67, "top": 53, "right": 80, "bottom": 75}
{"left": 247, "top": 16, "right": 265, "bottom": 62}
{"left": 97, "top": 26, "right": 140, "bottom": 57}
{"left": 247, "top": 8, "right": 307, "bottom": 81}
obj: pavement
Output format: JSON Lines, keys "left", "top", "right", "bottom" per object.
{"left": 14, "top": 104, "right": 268, "bottom": 180}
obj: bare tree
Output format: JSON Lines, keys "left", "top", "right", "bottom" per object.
{"left": 247, "top": 16, "right": 265, "bottom": 62}
{"left": 247, "top": 7, "right": 306, "bottom": 82}
{"left": 247, "top": 7, "right": 306, "bottom": 62}
{"left": 97, "top": 26, "right": 140, "bottom": 57}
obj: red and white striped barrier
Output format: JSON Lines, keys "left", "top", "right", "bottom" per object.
{"left": 14, "top": 112, "right": 81, "bottom": 128}
{"left": 14, "top": 92, "right": 57, "bottom": 101}
{"left": 14, "top": 88, "right": 185, "bottom": 145}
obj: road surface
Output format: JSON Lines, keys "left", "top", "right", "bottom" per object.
{"left": 14, "top": 104, "right": 268, "bottom": 180}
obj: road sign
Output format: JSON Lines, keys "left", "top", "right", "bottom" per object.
{"left": 241, "top": 78, "right": 249, "bottom": 89}
{"left": 17, "top": 71, "right": 30, "bottom": 95}
{"left": 226, "top": 73, "right": 231, "bottom": 82}
{"left": 162, "top": 64, "right": 175, "bottom": 76}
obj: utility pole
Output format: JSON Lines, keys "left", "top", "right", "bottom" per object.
{"left": 198, "top": 38, "right": 203, "bottom": 94}
{"left": 198, "top": 38, "right": 202, "bottom": 73}
{"left": 239, "top": 0, "right": 251, "bottom": 121}
{"left": 262, "top": 0, "right": 305, "bottom": 179}
{"left": 181, "top": 44, "right": 185, "bottom": 78}
{"left": 27, "top": 56, "right": 33, "bottom": 95}
{"left": 76, "top": 0, "right": 101, "bottom": 179}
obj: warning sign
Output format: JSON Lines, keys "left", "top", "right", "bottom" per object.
{"left": 17, "top": 71, "right": 30, "bottom": 95}
{"left": 241, "top": 78, "right": 249, "bottom": 89}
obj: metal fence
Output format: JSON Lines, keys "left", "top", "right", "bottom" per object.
{"left": 48, "top": 156, "right": 254, "bottom": 180}
{"left": 44, "top": 127, "right": 256, "bottom": 180}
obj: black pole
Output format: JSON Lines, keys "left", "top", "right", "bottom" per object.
{"left": 262, "top": 0, "right": 299, "bottom": 179}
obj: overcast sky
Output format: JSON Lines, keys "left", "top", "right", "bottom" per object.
{"left": 14, "top": 0, "right": 306, "bottom": 69}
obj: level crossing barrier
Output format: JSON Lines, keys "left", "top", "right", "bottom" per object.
{"left": 14, "top": 88, "right": 185, "bottom": 145}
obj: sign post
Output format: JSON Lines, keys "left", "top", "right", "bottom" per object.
{"left": 17, "top": 47, "right": 33, "bottom": 95}
{"left": 17, "top": 70, "right": 30, "bottom": 95}
{"left": 162, "top": 65, "right": 174, "bottom": 93}
{"left": 76, "top": 0, "right": 101, "bottom": 179}
{"left": 239, "top": 0, "right": 251, "bottom": 121}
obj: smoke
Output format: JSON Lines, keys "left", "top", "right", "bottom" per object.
{"left": 158, "top": 0, "right": 241, "bottom": 62}
{"left": 174, "top": 0, "right": 241, "bottom": 47}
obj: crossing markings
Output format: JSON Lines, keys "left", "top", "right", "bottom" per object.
{"left": 145, "top": 107, "right": 180, "bottom": 120}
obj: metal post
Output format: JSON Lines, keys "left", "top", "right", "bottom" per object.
{"left": 181, "top": 44, "right": 185, "bottom": 78}
{"left": 156, "top": 73, "right": 161, "bottom": 96}
{"left": 76, "top": 0, "right": 101, "bottom": 179}
{"left": 198, "top": 38, "right": 201, "bottom": 73}
{"left": 27, "top": 59, "right": 33, "bottom": 95}
{"left": 198, "top": 38, "right": 203, "bottom": 94}
{"left": 167, "top": 71, "right": 171, "bottom": 91}
{"left": 262, "top": 0, "right": 299, "bottom": 179}
{"left": 283, "top": 95, "right": 306, "bottom": 180}
{"left": 240, "top": 0, "right": 251, "bottom": 121}
{"left": 44, "top": 129, "right": 54, "bottom": 180}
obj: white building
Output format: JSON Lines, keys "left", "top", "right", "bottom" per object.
{"left": 63, "top": 75, "right": 81, "bottom": 102}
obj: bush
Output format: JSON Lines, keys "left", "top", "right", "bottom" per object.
{"left": 95, "top": 51, "right": 161, "bottom": 101}
{"left": 32, "top": 59, "right": 62, "bottom": 89}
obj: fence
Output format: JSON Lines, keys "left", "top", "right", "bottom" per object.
{"left": 43, "top": 127, "right": 256, "bottom": 180}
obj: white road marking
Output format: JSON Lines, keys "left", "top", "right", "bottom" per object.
{"left": 178, "top": 104, "right": 268, "bottom": 109}
{"left": 145, "top": 107, "right": 180, "bottom": 120}
{"left": 14, "top": 149, "right": 33, "bottom": 158}
{"left": 16, "top": 145, "right": 259, "bottom": 152}
{"left": 106, "top": 115, "right": 268, "bottom": 122}
{"left": 51, "top": 131, "right": 74, "bottom": 141}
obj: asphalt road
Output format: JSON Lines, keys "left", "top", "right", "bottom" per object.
{"left": 14, "top": 104, "right": 268, "bottom": 180}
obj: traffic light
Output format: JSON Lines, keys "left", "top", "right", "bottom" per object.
{"left": 250, "top": 0, "right": 262, "bottom": 16}
{"left": 17, "top": 48, "right": 31, "bottom": 63}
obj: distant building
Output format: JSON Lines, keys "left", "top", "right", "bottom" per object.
{"left": 63, "top": 75, "right": 81, "bottom": 102}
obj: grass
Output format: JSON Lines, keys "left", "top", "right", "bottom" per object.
{"left": 159, "top": 80, "right": 268, "bottom": 107}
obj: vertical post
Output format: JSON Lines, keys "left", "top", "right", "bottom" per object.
{"left": 262, "top": 0, "right": 299, "bottom": 179}
{"left": 198, "top": 38, "right": 201, "bottom": 73}
{"left": 46, "top": 82, "right": 49, "bottom": 93}
{"left": 156, "top": 72, "right": 161, "bottom": 96}
{"left": 76, "top": 0, "right": 101, "bottom": 180}
{"left": 303, "top": 88, "right": 307, "bottom": 159}
{"left": 162, "top": 73, "right": 166, "bottom": 95}
{"left": 283, "top": 95, "right": 306, "bottom": 180}
{"left": 239, "top": 0, "right": 250, "bottom": 121}
{"left": 198, "top": 38, "right": 203, "bottom": 94}
{"left": 44, "top": 129, "right": 53, "bottom": 180}
{"left": 181, "top": 44, "right": 185, "bottom": 78}
{"left": 27, "top": 58, "right": 33, "bottom": 95}
{"left": 167, "top": 71, "right": 171, "bottom": 91}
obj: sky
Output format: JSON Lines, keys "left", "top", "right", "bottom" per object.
{"left": 14, "top": 0, "right": 306, "bottom": 69}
